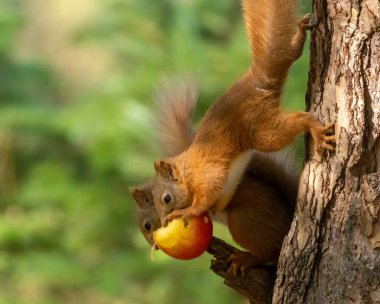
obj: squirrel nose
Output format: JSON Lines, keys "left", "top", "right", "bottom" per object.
{"left": 160, "top": 217, "right": 168, "bottom": 227}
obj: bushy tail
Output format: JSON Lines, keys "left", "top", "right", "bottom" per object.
{"left": 242, "top": 0, "right": 298, "bottom": 86}
{"left": 248, "top": 150, "right": 299, "bottom": 213}
{"left": 152, "top": 74, "right": 198, "bottom": 156}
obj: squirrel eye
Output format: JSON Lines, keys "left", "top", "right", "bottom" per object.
{"left": 144, "top": 221, "right": 151, "bottom": 231}
{"left": 163, "top": 194, "right": 171, "bottom": 204}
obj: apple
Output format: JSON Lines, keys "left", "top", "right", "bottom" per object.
{"left": 152, "top": 212, "right": 213, "bottom": 260}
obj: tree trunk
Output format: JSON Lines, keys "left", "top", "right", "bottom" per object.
{"left": 273, "top": 0, "right": 380, "bottom": 303}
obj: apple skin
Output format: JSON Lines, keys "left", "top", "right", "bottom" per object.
{"left": 153, "top": 213, "right": 213, "bottom": 260}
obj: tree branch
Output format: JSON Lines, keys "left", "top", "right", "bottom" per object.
{"left": 207, "top": 237, "right": 276, "bottom": 304}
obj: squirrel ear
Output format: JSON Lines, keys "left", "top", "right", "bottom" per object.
{"left": 154, "top": 160, "right": 172, "bottom": 178}
{"left": 154, "top": 160, "right": 180, "bottom": 182}
{"left": 129, "top": 187, "right": 147, "bottom": 207}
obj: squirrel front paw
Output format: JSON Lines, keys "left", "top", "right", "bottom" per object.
{"left": 227, "top": 251, "right": 260, "bottom": 277}
{"left": 310, "top": 123, "right": 335, "bottom": 156}
{"left": 166, "top": 207, "right": 195, "bottom": 227}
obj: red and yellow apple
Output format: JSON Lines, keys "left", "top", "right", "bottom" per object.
{"left": 153, "top": 213, "right": 213, "bottom": 260}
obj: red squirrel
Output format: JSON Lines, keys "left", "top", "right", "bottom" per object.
{"left": 151, "top": 1, "right": 334, "bottom": 229}
{"left": 130, "top": 76, "right": 298, "bottom": 274}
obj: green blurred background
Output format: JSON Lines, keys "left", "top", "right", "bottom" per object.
{"left": 0, "top": 0, "right": 310, "bottom": 303}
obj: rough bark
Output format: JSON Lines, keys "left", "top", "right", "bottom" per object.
{"left": 273, "top": 1, "right": 380, "bottom": 303}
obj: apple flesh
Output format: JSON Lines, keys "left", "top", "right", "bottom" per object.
{"left": 153, "top": 213, "right": 213, "bottom": 260}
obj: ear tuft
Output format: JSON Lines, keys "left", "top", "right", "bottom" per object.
{"left": 154, "top": 160, "right": 173, "bottom": 179}
{"left": 129, "top": 187, "right": 147, "bottom": 207}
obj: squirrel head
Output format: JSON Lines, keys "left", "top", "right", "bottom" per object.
{"left": 129, "top": 182, "right": 161, "bottom": 246}
{"left": 152, "top": 158, "right": 191, "bottom": 226}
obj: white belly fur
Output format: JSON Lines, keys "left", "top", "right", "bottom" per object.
{"left": 214, "top": 150, "right": 253, "bottom": 211}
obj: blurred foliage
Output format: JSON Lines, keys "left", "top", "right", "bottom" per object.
{"left": 0, "top": 0, "right": 310, "bottom": 303}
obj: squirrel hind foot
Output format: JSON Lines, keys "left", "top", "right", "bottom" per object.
{"left": 227, "top": 251, "right": 261, "bottom": 277}
{"left": 297, "top": 13, "right": 313, "bottom": 32}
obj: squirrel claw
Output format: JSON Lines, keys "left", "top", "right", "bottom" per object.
{"left": 311, "top": 123, "right": 336, "bottom": 157}
{"left": 227, "top": 251, "right": 258, "bottom": 277}
{"left": 177, "top": 213, "right": 190, "bottom": 227}
{"left": 166, "top": 210, "right": 182, "bottom": 222}
{"left": 182, "top": 215, "right": 189, "bottom": 228}
{"left": 298, "top": 13, "right": 313, "bottom": 31}
{"left": 227, "top": 261, "right": 241, "bottom": 277}
{"left": 166, "top": 208, "right": 191, "bottom": 227}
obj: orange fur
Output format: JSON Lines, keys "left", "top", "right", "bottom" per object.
{"left": 132, "top": 76, "right": 301, "bottom": 270}
{"left": 152, "top": 7, "right": 334, "bottom": 228}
